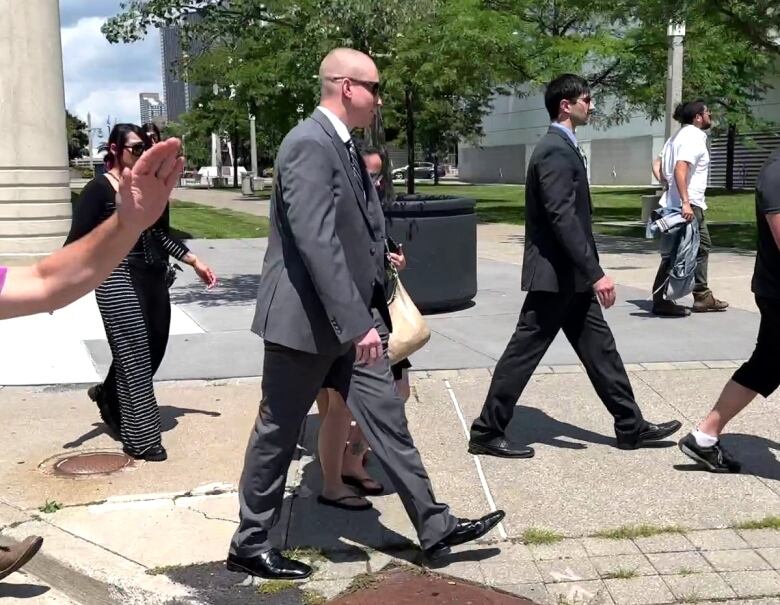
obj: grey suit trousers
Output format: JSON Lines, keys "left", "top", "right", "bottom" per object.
{"left": 230, "top": 311, "right": 457, "bottom": 556}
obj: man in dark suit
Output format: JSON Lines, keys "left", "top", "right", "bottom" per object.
{"left": 468, "top": 74, "right": 681, "bottom": 458}
{"left": 227, "top": 48, "right": 503, "bottom": 581}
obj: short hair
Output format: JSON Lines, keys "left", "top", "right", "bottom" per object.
{"left": 544, "top": 74, "right": 590, "bottom": 121}
{"left": 673, "top": 99, "right": 707, "bottom": 125}
{"left": 360, "top": 146, "right": 381, "bottom": 157}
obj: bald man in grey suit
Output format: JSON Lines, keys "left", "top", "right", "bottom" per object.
{"left": 226, "top": 48, "right": 503, "bottom": 581}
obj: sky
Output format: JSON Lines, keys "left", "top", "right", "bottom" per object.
{"left": 60, "top": 0, "right": 163, "bottom": 142}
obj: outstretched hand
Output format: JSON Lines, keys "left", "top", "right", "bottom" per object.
{"left": 117, "top": 138, "right": 184, "bottom": 231}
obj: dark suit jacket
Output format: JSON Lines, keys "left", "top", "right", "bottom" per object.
{"left": 252, "top": 109, "right": 388, "bottom": 355}
{"left": 521, "top": 126, "right": 605, "bottom": 293}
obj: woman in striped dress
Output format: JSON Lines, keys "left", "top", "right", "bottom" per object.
{"left": 66, "top": 123, "right": 217, "bottom": 461}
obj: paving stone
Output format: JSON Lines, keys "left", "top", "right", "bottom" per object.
{"left": 496, "top": 542, "right": 535, "bottom": 562}
{"left": 480, "top": 559, "right": 542, "bottom": 585}
{"left": 550, "top": 365, "right": 584, "bottom": 374}
{"left": 545, "top": 580, "right": 614, "bottom": 605}
{"left": 663, "top": 572, "right": 736, "bottom": 600}
{"left": 703, "top": 360, "right": 739, "bottom": 369}
{"left": 304, "top": 578, "right": 352, "bottom": 600}
{"left": 759, "top": 548, "right": 780, "bottom": 570}
{"left": 603, "top": 576, "right": 675, "bottom": 605}
{"left": 640, "top": 362, "right": 676, "bottom": 371}
{"left": 646, "top": 551, "right": 712, "bottom": 575}
{"left": 581, "top": 538, "right": 639, "bottom": 557}
{"left": 494, "top": 583, "right": 552, "bottom": 604}
{"left": 633, "top": 534, "right": 693, "bottom": 554}
{"left": 534, "top": 366, "right": 554, "bottom": 375}
{"left": 529, "top": 539, "right": 588, "bottom": 561}
{"left": 739, "top": 529, "right": 780, "bottom": 549}
{"left": 721, "top": 570, "right": 780, "bottom": 597}
{"left": 591, "top": 555, "right": 655, "bottom": 578}
{"left": 687, "top": 529, "right": 749, "bottom": 550}
{"left": 536, "top": 558, "right": 599, "bottom": 583}
{"left": 703, "top": 548, "right": 773, "bottom": 572}
{"left": 624, "top": 364, "right": 646, "bottom": 372}
{"left": 670, "top": 361, "right": 707, "bottom": 370}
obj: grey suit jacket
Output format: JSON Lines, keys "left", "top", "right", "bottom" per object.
{"left": 252, "top": 109, "right": 388, "bottom": 354}
{"left": 521, "top": 126, "right": 605, "bottom": 293}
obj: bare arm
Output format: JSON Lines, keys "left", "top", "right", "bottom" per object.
{"left": 0, "top": 215, "right": 143, "bottom": 319}
{"left": 652, "top": 157, "right": 665, "bottom": 186}
{"left": 0, "top": 138, "right": 184, "bottom": 320}
{"left": 674, "top": 160, "right": 694, "bottom": 221}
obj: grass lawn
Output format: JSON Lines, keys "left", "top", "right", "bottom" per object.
{"left": 416, "top": 184, "right": 757, "bottom": 249}
{"left": 169, "top": 201, "right": 269, "bottom": 239}
{"left": 70, "top": 191, "right": 268, "bottom": 239}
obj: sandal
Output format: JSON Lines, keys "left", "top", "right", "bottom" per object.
{"left": 317, "top": 494, "right": 373, "bottom": 511}
{"left": 341, "top": 475, "right": 384, "bottom": 496}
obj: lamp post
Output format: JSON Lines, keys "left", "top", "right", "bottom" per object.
{"left": 665, "top": 21, "right": 686, "bottom": 140}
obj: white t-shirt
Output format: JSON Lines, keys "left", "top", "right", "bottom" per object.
{"left": 659, "top": 124, "right": 710, "bottom": 210}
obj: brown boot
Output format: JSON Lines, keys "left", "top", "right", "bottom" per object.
{"left": 652, "top": 300, "right": 691, "bottom": 317}
{"left": 0, "top": 536, "right": 43, "bottom": 581}
{"left": 692, "top": 290, "right": 729, "bottom": 313}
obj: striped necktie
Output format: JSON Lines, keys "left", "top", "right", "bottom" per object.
{"left": 346, "top": 139, "right": 366, "bottom": 200}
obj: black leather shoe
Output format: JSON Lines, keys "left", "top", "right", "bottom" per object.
{"left": 616, "top": 420, "right": 682, "bottom": 450}
{"left": 425, "top": 510, "right": 506, "bottom": 558}
{"left": 226, "top": 548, "right": 313, "bottom": 580}
{"left": 468, "top": 437, "right": 534, "bottom": 459}
{"left": 123, "top": 444, "right": 167, "bottom": 462}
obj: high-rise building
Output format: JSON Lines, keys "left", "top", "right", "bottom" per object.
{"left": 139, "top": 92, "right": 166, "bottom": 126}
{"left": 160, "top": 15, "right": 202, "bottom": 123}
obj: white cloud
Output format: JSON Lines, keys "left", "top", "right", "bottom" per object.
{"left": 61, "top": 14, "right": 162, "bottom": 142}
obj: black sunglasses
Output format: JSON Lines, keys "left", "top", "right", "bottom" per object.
{"left": 330, "top": 76, "right": 381, "bottom": 97}
{"left": 124, "top": 143, "right": 146, "bottom": 157}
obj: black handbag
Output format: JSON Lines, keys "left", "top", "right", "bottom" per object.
{"left": 165, "top": 263, "right": 183, "bottom": 288}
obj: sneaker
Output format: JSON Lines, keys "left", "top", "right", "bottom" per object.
{"left": 678, "top": 433, "right": 741, "bottom": 473}
{"left": 692, "top": 291, "right": 729, "bottom": 313}
{"left": 0, "top": 535, "right": 43, "bottom": 581}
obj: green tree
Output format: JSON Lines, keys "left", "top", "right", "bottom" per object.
{"left": 102, "top": 0, "right": 508, "bottom": 194}
{"left": 66, "top": 110, "right": 89, "bottom": 160}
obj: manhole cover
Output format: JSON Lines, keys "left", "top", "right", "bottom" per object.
{"left": 51, "top": 451, "right": 134, "bottom": 476}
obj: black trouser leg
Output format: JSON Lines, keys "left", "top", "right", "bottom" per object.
{"left": 470, "top": 292, "right": 566, "bottom": 441}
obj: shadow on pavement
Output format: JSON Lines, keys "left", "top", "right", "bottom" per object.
{"left": 62, "top": 405, "right": 221, "bottom": 449}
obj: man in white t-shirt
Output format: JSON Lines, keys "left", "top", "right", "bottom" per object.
{"left": 651, "top": 100, "right": 729, "bottom": 315}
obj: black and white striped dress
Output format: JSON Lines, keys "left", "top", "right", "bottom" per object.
{"left": 66, "top": 175, "right": 189, "bottom": 456}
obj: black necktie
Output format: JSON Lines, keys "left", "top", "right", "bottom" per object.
{"left": 346, "top": 139, "right": 366, "bottom": 200}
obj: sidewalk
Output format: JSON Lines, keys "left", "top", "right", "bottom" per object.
{"left": 1, "top": 368, "right": 779, "bottom": 603}
{"left": 0, "top": 230, "right": 761, "bottom": 386}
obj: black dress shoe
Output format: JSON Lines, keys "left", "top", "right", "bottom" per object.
{"left": 425, "top": 510, "right": 505, "bottom": 558}
{"left": 616, "top": 420, "right": 682, "bottom": 450}
{"left": 468, "top": 436, "right": 535, "bottom": 459}
{"left": 678, "top": 433, "right": 741, "bottom": 473}
{"left": 226, "top": 548, "right": 313, "bottom": 580}
{"left": 123, "top": 444, "right": 167, "bottom": 462}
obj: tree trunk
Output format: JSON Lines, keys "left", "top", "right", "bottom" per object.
{"left": 433, "top": 149, "right": 440, "bottom": 185}
{"left": 405, "top": 87, "right": 415, "bottom": 195}
{"left": 725, "top": 123, "right": 736, "bottom": 191}
{"left": 233, "top": 126, "right": 239, "bottom": 189}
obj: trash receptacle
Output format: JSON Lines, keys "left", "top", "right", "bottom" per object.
{"left": 385, "top": 195, "right": 477, "bottom": 313}
{"left": 641, "top": 193, "right": 662, "bottom": 223}
{"left": 242, "top": 173, "right": 255, "bottom": 196}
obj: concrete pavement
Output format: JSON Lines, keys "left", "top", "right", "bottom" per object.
{"left": 1, "top": 368, "right": 779, "bottom": 603}
{"left": 1, "top": 208, "right": 776, "bottom": 603}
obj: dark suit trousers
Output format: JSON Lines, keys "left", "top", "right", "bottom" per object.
{"left": 470, "top": 291, "right": 643, "bottom": 443}
{"left": 230, "top": 311, "right": 457, "bottom": 557}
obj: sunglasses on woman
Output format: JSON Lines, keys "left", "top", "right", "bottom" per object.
{"left": 124, "top": 143, "right": 147, "bottom": 157}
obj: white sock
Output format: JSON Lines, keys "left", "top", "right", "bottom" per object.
{"left": 692, "top": 428, "right": 718, "bottom": 447}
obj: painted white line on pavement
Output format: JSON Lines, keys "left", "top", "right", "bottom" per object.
{"left": 444, "top": 379, "right": 508, "bottom": 541}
